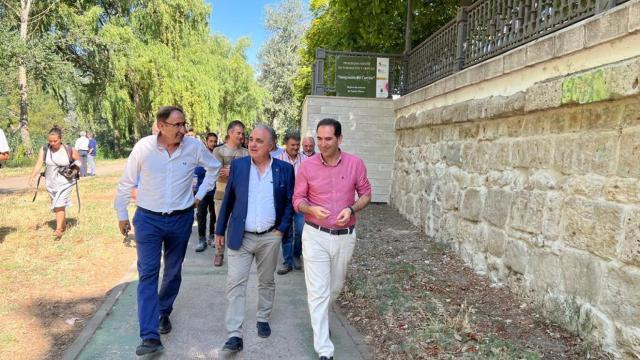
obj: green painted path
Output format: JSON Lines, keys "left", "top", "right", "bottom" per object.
{"left": 71, "top": 226, "right": 368, "bottom": 359}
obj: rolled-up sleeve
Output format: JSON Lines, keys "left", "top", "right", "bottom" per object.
{"left": 114, "top": 147, "right": 140, "bottom": 221}
{"left": 292, "top": 163, "right": 309, "bottom": 212}
{"left": 355, "top": 158, "right": 372, "bottom": 198}
{"left": 194, "top": 143, "right": 221, "bottom": 200}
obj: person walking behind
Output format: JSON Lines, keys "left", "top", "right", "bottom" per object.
{"left": 215, "top": 125, "right": 295, "bottom": 353}
{"left": 293, "top": 118, "right": 371, "bottom": 360}
{"left": 212, "top": 120, "right": 249, "bottom": 266}
{"left": 276, "top": 131, "right": 307, "bottom": 274}
{"left": 114, "top": 106, "right": 220, "bottom": 356}
{"left": 302, "top": 135, "right": 316, "bottom": 157}
{"left": 29, "top": 125, "right": 81, "bottom": 239}
{"left": 74, "top": 131, "right": 89, "bottom": 177}
{"left": 0, "top": 127, "right": 10, "bottom": 167}
{"left": 87, "top": 131, "right": 97, "bottom": 176}
{"left": 194, "top": 132, "right": 218, "bottom": 252}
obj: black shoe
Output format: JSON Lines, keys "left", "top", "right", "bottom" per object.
{"left": 159, "top": 315, "right": 172, "bottom": 334}
{"left": 222, "top": 336, "right": 243, "bottom": 352}
{"left": 277, "top": 265, "right": 293, "bottom": 275}
{"left": 195, "top": 237, "right": 207, "bottom": 252}
{"left": 136, "top": 339, "right": 164, "bottom": 356}
{"left": 293, "top": 257, "right": 303, "bottom": 270}
{"left": 257, "top": 321, "right": 271, "bottom": 338}
{"left": 319, "top": 357, "right": 333, "bottom": 360}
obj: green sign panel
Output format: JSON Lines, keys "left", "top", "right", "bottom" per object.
{"left": 335, "top": 56, "right": 376, "bottom": 98}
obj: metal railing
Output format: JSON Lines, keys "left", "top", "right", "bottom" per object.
{"left": 312, "top": 0, "right": 628, "bottom": 97}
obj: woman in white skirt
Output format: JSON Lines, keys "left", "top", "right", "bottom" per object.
{"left": 29, "top": 125, "right": 81, "bottom": 239}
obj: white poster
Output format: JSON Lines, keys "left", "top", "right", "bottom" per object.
{"left": 376, "top": 57, "right": 389, "bottom": 98}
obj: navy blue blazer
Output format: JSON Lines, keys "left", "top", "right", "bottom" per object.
{"left": 214, "top": 156, "right": 295, "bottom": 250}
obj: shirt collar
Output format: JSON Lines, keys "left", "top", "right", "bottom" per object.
{"left": 320, "top": 149, "right": 342, "bottom": 167}
{"left": 250, "top": 156, "right": 273, "bottom": 171}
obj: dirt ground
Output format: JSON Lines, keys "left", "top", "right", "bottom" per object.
{"left": 338, "top": 204, "right": 609, "bottom": 359}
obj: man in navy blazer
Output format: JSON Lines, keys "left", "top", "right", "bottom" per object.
{"left": 215, "top": 124, "right": 295, "bottom": 353}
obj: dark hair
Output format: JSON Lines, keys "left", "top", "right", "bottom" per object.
{"left": 187, "top": 127, "right": 195, "bottom": 133}
{"left": 284, "top": 131, "right": 301, "bottom": 143}
{"left": 205, "top": 132, "right": 218, "bottom": 140}
{"left": 316, "top": 118, "right": 342, "bottom": 137}
{"left": 156, "top": 106, "right": 184, "bottom": 123}
{"left": 48, "top": 125, "right": 62, "bottom": 138}
{"left": 227, "top": 120, "right": 245, "bottom": 133}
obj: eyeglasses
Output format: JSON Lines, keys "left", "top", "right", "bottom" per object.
{"left": 162, "top": 121, "right": 188, "bottom": 129}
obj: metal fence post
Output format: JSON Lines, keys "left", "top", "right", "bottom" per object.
{"left": 312, "top": 48, "right": 326, "bottom": 95}
{"left": 454, "top": 7, "right": 468, "bottom": 71}
{"left": 596, "top": 0, "right": 616, "bottom": 12}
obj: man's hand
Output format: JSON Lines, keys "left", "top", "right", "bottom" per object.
{"left": 308, "top": 206, "right": 330, "bottom": 220}
{"left": 193, "top": 198, "right": 200, "bottom": 208}
{"left": 273, "top": 230, "right": 283, "bottom": 237}
{"left": 219, "top": 166, "right": 230, "bottom": 179}
{"left": 215, "top": 234, "right": 225, "bottom": 248}
{"left": 119, "top": 220, "right": 131, "bottom": 236}
{"left": 29, "top": 175, "right": 38, "bottom": 188}
{"left": 335, "top": 208, "right": 352, "bottom": 227}
{"left": 0, "top": 152, "right": 8, "bottom": 161}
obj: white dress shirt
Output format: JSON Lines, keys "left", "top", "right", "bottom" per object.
{"left": 245, "top": 158, "right": 276, "bottom": 232}
{"left": 114, "top": 135, "right": 221, "bottom": 221}
{"left": 75, "top": 136, "right": 89, "bottom": 151}
{"left": 0, "top": 128, "right": 9, "bottom": 153}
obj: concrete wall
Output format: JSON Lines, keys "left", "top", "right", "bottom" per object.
{"left": 392, "top": 1, "right": 640, "bottom": 358}
{"left": 302, "top": 96, "right": 395, "bottom": 203}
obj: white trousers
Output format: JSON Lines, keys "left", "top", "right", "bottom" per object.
{"left": 302, "top": 224, "right": 357, "bottom": 358}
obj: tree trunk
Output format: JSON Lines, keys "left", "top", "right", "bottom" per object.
{"left": 19, "top": 0, "right": 33, "bottom": 156}
{"left": 404, "top": 0, "right": 413, "bottom": 54}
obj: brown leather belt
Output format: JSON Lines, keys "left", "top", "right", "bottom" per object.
{"left": 305, "top": 221, "right": 355, "bottom": 235}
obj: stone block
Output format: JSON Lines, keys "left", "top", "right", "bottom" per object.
{"left": 617, "top": 129, "right": 640, "bottom": 178}
{"left": 602, "top": 265, "right": 640, "bottom": 327}
{"left": 578, "top": 304, "right": 617, "bottom": 351}
{"left": 454, "top": 70, "right": 471, "bottom": 89}
{"left": 482, "top": 57, "right": 504, "bottom": 80}
{"left": 554, "top": 133, "right": 617, "bottom": 176}
{"left": 528, "top": 248, "right": 563, "bottom": 293}
{"left": 617, "top": 325, "right": 640, "bottom": 359}
{"left": 511, "top": 138, "right": 553, "bottom": 169}
{"left": 526, "top": 36, "right": 555, "bottom": 65}
{"left": 504, "top": 47, "right": 526, "bottom": 73}
{"left": 547, "top": 107, "right": 582, "bottom": 134}
{"left": 543, "top": 191, "right": 564, "bottom": 240}
{"left": 631, "top": 0, "right": 640, "bottom": 32}
{"left": 510, "top": 191, "right": 546, "bottom": 233}
{"left": 521, "top": 112, "right": 551, "bottom": 137}
{"left": 621, "top": 98, "right": 640, "bottom": 128}
{"left": 483, "top": 189, "right": 513, "bottom": 227}
{"left": 435, "top": 180, "right": 460, "bottom": 211}
{"left": 561, "top": 175, "right": 605, "bottom": 198}
{"left": 442, "top": 142, "right": 462, "bottom": 166}
{"left": 560, "top": 249, "right": 604, "bottom": 303}
{"left": 562, "top": 197, "right": 624, "bottom": 259}
{"left": 526, "top": 170, "right": 559, "bottom": 191}
{"left": 580, "top": 101, "right": 625, "bottom": 131}
{"left": 525, "top": 78, "right": 563, "bottom": 112}
{"left": 459, "top": 124, "right": 479, "bottom": 140}
{"left": 460, "top": 188, "right": 483, "bottom": 221}
{"left": 441, "top": 102, "right": 469, "bottom": 124}
{"left": 585, "top": 6, "right": 629, "bottom": 48}
{"left": 620, "top": 207, "right": 640, "bottom": 266}
{"left": 562, "top": 59, "right": 640, "bottom": 105}
{"left": 554, "top": 24, "right": 585, "bottom": 57}
{"left": 487, "top": 226, "right": 507, "bottom": 257}
{"left": 604, "top": 177, "right": 640, "bottom": 203}
{"left": 504, "top": 237, "right": 530, "bottom": 274}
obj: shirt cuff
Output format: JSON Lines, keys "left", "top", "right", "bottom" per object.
{"left": 117, "top": 209, "right": 129, "bottom": 222}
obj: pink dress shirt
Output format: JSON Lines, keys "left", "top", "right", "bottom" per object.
{"left": 293, "top": 151, "right": 371, "bottom": 229}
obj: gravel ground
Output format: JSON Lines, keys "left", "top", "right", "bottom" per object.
{"left": 337, "top": 204, "right": 609, "bottom": 360}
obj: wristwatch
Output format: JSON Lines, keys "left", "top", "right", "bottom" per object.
{"left": 348, "top": 206, "right": 355, "bottom": 216}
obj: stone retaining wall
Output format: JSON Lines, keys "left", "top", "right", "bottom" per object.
{"left": 391, "top": 3, "right": 640, "bottom": 355}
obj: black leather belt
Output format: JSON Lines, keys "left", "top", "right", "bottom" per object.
{"left": 245, "top": 225, "right": 276, "bottom": 235}
{"left": 305, "top": 221, "right": 355, "bottom": 235}
{"left": 138, "top": 206, "right": 193, "bottom": 216}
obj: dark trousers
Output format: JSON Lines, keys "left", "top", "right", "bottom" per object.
{"left": 78, "top": 150, "right": 88, "bottom": 176}
{"left": 196, "top": 192, "right": 215, "bottom": 238}
{"left": 132, "top": 208, "right": 193, "bottom": 340}
{"left": 282, "top": 212, "right": 304, "bottom": 267}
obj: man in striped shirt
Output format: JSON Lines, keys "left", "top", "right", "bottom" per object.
{"left": 276, "top": 132, "right": 307, "bottom": 274}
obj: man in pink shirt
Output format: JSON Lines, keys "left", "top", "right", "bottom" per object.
{"left": 293, "top": 118, "right": 371, "bottom": 360}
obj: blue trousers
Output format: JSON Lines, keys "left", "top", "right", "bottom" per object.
{"left": 282, "top": 212, "right": 305, "bottom": 267}
{"left": 132, "top": 208, "right": 194, "bottom": 340}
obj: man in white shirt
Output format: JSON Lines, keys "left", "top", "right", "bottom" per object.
{"left": 0, "top": 128, "right": 9, "bottom": 165}
{"left": 114, "top": 106, "right": 220, "bottom": 356}
{"left": 74, "top": 131, "right": 90, "bottom": 176}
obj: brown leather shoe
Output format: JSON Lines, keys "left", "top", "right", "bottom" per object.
{"left": 214, "top": 254, "right": 224, "bottom": 267}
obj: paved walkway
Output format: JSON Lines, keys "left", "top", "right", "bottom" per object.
{"left": 72, "top": 226, "right": 368, "bottom": 359}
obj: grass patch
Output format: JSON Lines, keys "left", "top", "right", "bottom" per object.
{"left": 0, "top": 173, "right": 137, "bottom": 359}
{"left": 0, "top": 158, "right": 126, "bottom": 179}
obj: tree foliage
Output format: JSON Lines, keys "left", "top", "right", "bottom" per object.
{"left": 294, "top": 0, "right": 459, "bottom": 105}
{"left": 0, "top": 0, "right": 265, "bottom": 157}
{"left": 257, "top": 0, "right": 306, "bottom": 137}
